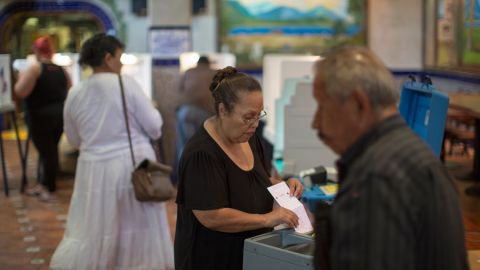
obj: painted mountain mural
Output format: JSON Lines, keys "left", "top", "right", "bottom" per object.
{"left": 219, "top": 0, "right": 366, "bottom": 68}
{"left": 232, "top": 1, "right": 345, "bottom": 21}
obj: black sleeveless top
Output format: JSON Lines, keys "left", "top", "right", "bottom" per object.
{"left": 26, "top": 63, "right": 68, "bottom": 111}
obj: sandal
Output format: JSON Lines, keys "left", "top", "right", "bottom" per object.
{"left": 25, "top": 184, "right": 43, "bottom": 196}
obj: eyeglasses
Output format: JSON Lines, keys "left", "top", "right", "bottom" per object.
{"left": 242, "top": 110, "right": 267, "bottom": 125}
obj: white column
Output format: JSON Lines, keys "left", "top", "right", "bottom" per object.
{"left": 368, "top": 0, "right": 424, "bottom": 70}
{"left": 148, "top": 0, "right": 191, "bottom": 166}
{"left": 191, "top": 0, "right": 217, "bottom": 52}
{"left": 149, "top": 0, "right": 191, "bottom": 25}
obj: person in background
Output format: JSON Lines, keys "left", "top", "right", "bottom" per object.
{"left": 14, "top": 36, "right": 71, "bottom": 202}
{"left": 174, "top": 66, "right": 304, "bottom": 270}
{"left": 311, "top": 46, "right": 468, "bottom": 270}
{"left": 178, "top": 55, "right": 216, "bottom": 117}
{"left": 173, "top": 56, "right": 217, "bottom": 184}
{"left": 50, "top": 33, "right": 174, "bottom": 270}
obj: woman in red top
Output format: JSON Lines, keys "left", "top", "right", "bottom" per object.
{"left": 15, "top": 36, "right": 72, "bottom": 201}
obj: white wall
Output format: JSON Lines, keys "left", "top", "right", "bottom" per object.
{"left": 192, "top": 15, "right": 217, "bottom": 53}
{"left": 115, "top": 0, "right": 149, "bottom": 53}
{"left": 368, "top": 0, "right": 424, "bottom": 69}
{"left": 191, "top": 0, "right": 217, "bottom": 53}
{"left": 147, "top": 0, "right": 191, "bottom": 166}
{"left": 149, "top": 0, "right": 190, "bottom": 26}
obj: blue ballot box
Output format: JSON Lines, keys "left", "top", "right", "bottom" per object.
{"left": 243, "top": 229, "right": 314, "bottom": 270}
{"left": 301, "top": 184, "right": 336, "bottom": 212}
{"left": 399, "top": 79, "right": 449, "bottom": 157}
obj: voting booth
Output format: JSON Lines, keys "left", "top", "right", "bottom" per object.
{"left": 121, "top": 53, "right": 153, "bottom": 99}
{"left": 13, "top": 53, "right": 153, "bottom": 99}
{"left": 262, "top": 54, "right": 320, "bottom": 144}
{"left": 399, "top": 80, "right": 449, "bottom": 157}
{"left": 278, "top": 78, "right": 337, "bottom": 175}
{"left": 243, "top": 229, "right": 314, "bottom": 270}
{"left": 13, "top": 53, "right": 82, "bottom": 86}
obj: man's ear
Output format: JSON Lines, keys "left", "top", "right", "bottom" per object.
{"left": 351, "top": 89, "right": 374, "bottom": 124}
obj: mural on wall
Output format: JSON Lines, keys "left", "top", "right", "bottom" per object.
{"left": 218, "top": 0, "right": 366, "bottom": 68}
{"left": 463, "top": 0, "right": 480, "bottom": 66}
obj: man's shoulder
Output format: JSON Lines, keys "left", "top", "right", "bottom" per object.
{"left": 356, "top": 125, "right": 441, "bottom": 176}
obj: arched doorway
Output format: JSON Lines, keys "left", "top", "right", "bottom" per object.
{"left": 0, "top": 0, "right": 119, "bottom": 58}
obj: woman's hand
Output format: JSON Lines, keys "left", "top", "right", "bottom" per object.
{"left": 286, "top": 178, "right": 303, "bottom": 198}
{"left": 263, "top": 206, "right": 299, "bottom": 228}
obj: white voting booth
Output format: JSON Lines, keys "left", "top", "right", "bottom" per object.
{"left": 280, "top": 78, "right": 337, "bottom": 175}
{"left": 13, "top": 53, "right": 82, "bottom": 86}
{"left": 262, "top": 55, "right": 337, "bottom": 175}
{"left": 12, "top": 53, "right": 155, "bottom": 176}
{"left": 1, "top": 54, "right": 24, "bottom": 196}
{"left": 13, "top": 53, "right": 153, "bottom": 99}
{"left": 0, "top": 54, "right": 14, "bottom": 111}
{"left": 262, "top": 55, "right": 320, "bottom": 144}
{"left": 120, "top": 53, "right": 153, "bottom": 99}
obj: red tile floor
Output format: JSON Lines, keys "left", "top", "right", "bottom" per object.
{"left": 0, "top": 134, "right": 479, "bottom": 269}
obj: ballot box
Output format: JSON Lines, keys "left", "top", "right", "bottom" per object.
{"left": 243, "top": 229, "right": 314, "bottom": 270}
{"left": 399, "top": 80, "right": 449, "bottom": 157}
{"left": 301, "top": 184, "right": 336, "bottom": 212}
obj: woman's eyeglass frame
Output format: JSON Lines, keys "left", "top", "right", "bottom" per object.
{"left": 241, "top": 110, "right": 267, "bottom": 126}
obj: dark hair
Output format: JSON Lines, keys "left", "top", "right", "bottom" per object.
{"left": 210, "top": 66, "right": 261, "bottom": 114}
{"left": 78, "top": 33, "right": 124, "bottom": 67}
{"left": 197, "top": 55, "right": 210, "bottom": 65}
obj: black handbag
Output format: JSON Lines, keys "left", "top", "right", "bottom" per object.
{"left": 118, "top": 75, "right": 176, "bottom": 202}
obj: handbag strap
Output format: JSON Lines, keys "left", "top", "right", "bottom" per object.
{"left": 118, "top": 75, "right": 136, "bottom": 167}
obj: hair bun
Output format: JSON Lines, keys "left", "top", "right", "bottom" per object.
{"left": 210, "top": 66, "right": 238, "bottom": 93}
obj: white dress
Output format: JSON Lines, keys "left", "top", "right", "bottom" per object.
{"left": 50, "top": 73, "right": 174, "bottom": 270}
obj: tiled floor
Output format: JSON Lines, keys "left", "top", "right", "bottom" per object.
{"left": 0, "top": 137, "right": 177, "bottom": 269}
{"left": 0, "top": 135, "right": 479, "bottom": 269}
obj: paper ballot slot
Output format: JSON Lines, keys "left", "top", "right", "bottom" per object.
{"left": 243, "top": 229, "right": 314, "bottom": 270}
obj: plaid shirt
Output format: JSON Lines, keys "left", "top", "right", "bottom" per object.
{"left": 328, "top": 115, "right": 468, "bottom": 270}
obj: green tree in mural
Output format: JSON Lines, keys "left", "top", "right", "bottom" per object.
{"left": 348, "top": 0, "right": 365, "bottom": 26}
{"left": 467, "top": 0, "right": 475, "bottom": 51}
{"left": 463, "top": 0, "right": 480, "bottom": 65}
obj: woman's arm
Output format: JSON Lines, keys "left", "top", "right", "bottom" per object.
{"left": 63, "top": 68, "right": 72, "bottom": 90}
{"left": 63, "top": 89, "right": 81, "bottom": 148}
{"left": 14, "top": 63, "right": 41, "bottom": 98}
{"left": 193, "top": 206, "right": 298, "bottom": 233}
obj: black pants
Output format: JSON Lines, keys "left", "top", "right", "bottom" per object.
{"left": 28, "top": 104, "right": 64, "bottom": 192}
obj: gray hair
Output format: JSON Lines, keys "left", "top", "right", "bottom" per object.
{"left": 314, "top": 46, "right": 399, "bottom": 112}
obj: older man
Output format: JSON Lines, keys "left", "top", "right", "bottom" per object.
{"left": 311, "top": 47, "right": 468, "bottom": 270}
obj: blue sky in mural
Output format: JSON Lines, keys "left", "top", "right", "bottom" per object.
{"left": 464, "top": 0, "right": 480, "bottom": 27}
{"left": 464, "top": 0, "right": 480, "bottom": 19}
{"left": 226, "top": 0, "right": 360, "bottom": 36}
{"left": 235, "top": 0, "right": 351, "bottom": 21}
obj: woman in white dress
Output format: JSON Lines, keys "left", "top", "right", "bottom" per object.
{"left": 50, "top": 33, "right": 174, "bottom": 270}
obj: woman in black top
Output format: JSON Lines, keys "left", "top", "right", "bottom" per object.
{"left": 174, "top": 66, "right": 304, "bottom": 270}
{"left": 15, "top": 36, "right": 71, "bottom": 202}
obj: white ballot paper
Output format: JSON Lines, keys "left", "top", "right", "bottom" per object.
{"left": 267, "top": 182, "right": 313, "bottom": 234}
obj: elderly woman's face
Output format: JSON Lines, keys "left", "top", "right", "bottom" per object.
{"left": 222, "top": 90, "right": 264, "bottom": 143}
